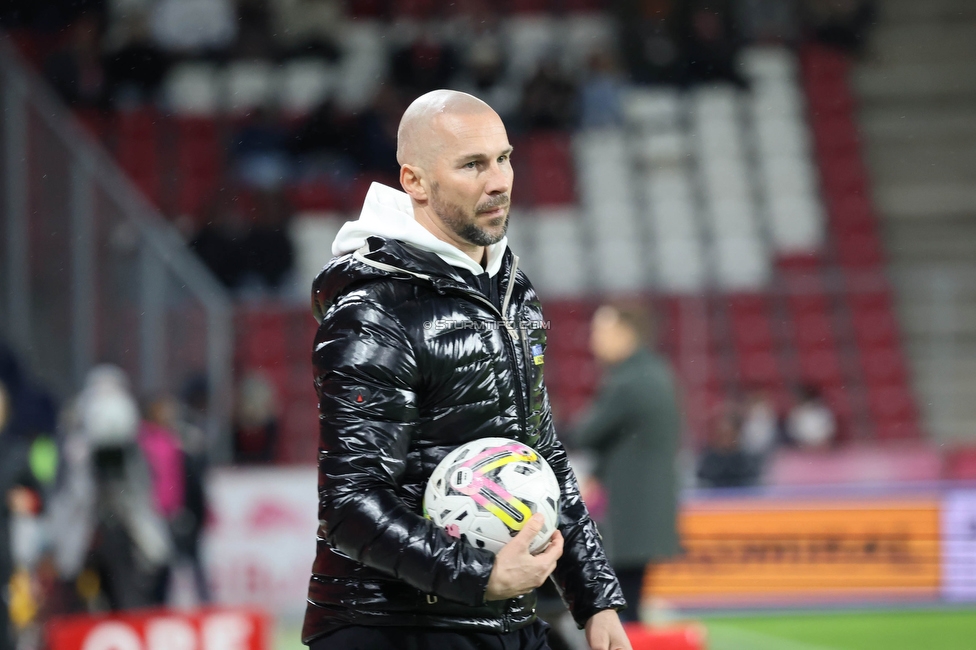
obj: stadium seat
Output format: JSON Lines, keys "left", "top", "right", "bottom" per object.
{"left": 280, "top": 59, "right": 338, "bottom": 116}
{"left": 741, "top": 46, "right": 797, "bottom": 81}
{"left": 163, "top": 62, "right": 220, "bottom": 116}
{"left": 655, "top": 237, "right": 706, "bottom": 292}
{"left": 505, "top": 16, "right": 557, "bottom": 81}
{"left": 860, "top": 347, "right": 908, "bottom": 384}
{"left": 174, "top": 117, "right": 221, "bottom": 219}
{"left": 713, "top": 235, "right": 770, "bottom": 290}
{"left": 523, "top": 132, "right": 576, "bottom": 206}
{"left": 288, "top": 213, "right": 344, "bottom": 292}
{"left": 114, "top": 107, "right": 161, "bottom": 205}
{"left": 736, "top": 349, "right": 782, "bottom": 386}
{"left": 623, "top": 87, "right": 682, "bottom": 128}
{"left": 767, "top": 193, "right": 825, "bottom": 253}
{"left": 533, "top": 210, "right": 588, "bottom": 296}
{"left": 756, "top": 118, "right": 809, "bottom": 156}
{"left": 851, "top": 307, "right": 900, "bottom": 349}
{"left": 792, "top": 312, "right": 836, "bottom": 350}
{"left": 836, "top": 232, "right": 885, "bottom": 268}
{"left": 944, "top": 447, "right": 976, "bottom": 481}
{"left": 797, "top": 348, "right": 844, "bottom": 386}
{"left": 225, "top": 60, "right": 275, "bottom": 115}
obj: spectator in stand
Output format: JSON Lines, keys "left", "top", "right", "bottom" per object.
{"left": 269, "top": 0, "right": 344, "bottom": 59}
{"left": 614, "top": 0, "right": 681, "bottom": 85}
{"left": 355, "top": 87, "right": 406, "bottom": 178}
{"left": 232, "top": 372, "right": 279, "bottom": 464}
{"left": 572, "top": 302, "right": 682, "bottom": 624}
{"left": 697, "top": 403, "right": 761, "bottom": 488}
{"left": 48, "top": 365, "right": 172, "bottom": 611}
{"left": 739, "top": 388, "right": 780, "bottom": 460}
{"left": 519, "top": 59, "right": 577, "bottom": 131}
{"left": 391, "top": 31, "right": 459, "bottom": 97}
{"left": 103, "top": 14, "right": 169, "bottom": 106}
{"left": 42, "top": 14, "right": 108, "bottom": 108}
{"left": 785, "top": 384, "right": 837, "bottom": 449}
{"left": 449, "top": 1, "right": 518, "bottom": 120}
{"left": 578, "top": 48, "right": 626, "bottom": 130}
{"left": 803, "top": 0, "right": 876, "bottom": 53}
{"left": 149, "top": 0, "right": 236, "bottom": 55}
{"left": 240, "top": 189, "right": 296, "bottom": 292}
{"left": 232, "top": 106, "right": 293, "bottom": 191}
{"left": 232, "top": 0, "right": 277, "bottom": 60}
{"left": 190, "top": 194, "right": 251, "bottom": 290}
{"left": 290, "top": 99, "right": 360, "bottom": 184}
{"left": 175, "top": 376, "right": 212, "bottom": 604}
{"left": 679, "top": 0, "right": 745, "bottom": 87}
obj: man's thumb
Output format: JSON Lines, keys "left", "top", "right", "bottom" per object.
{"left": 515, "top": 513, "right": 544, "bottom": 546}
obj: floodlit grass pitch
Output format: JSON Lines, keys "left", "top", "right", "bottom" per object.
{"left": 703, "top": 608, "right": 976, "bottom": 650}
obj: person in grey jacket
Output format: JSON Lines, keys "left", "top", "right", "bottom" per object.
{"left": 572, "top": 303, "right": 682, "bottom": 623}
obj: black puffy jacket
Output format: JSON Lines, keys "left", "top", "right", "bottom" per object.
{"left": 302, "top": 236, "right": 625, "bottom": 643}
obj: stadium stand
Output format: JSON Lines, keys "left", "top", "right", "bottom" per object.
{"left": 2, "top": 0, "right": 932, "bottom": 462}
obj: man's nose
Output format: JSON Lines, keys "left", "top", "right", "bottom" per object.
{"left": 484, "top": 161, "right": 512, "bottom": 195}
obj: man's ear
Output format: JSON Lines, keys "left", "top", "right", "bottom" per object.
{"left": 400, "top": 164, "right": 429, "bottom": 202}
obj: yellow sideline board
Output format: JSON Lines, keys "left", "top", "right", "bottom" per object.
{"left": 647, "top": 497, "right": 941, "bottom": 605}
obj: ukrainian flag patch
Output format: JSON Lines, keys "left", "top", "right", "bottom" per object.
{"left": 531, "top": 344, "right": 545, "bottom": 365}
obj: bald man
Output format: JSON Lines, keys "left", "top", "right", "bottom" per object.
{"left": 303, "top": 90, "right": 629, "bottom": 650}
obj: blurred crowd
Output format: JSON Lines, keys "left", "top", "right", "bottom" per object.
{"left": 0, "top": 341, "right": 216, "bottom": 650}
{"left": 696, "top": 383, "right": 837, "bottom": 489}
{"left": 1, "top": 0, "right": 875, "bottom": 301}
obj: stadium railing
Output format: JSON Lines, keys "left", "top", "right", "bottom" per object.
{"left": 0, "top": 35, "right": 234, "bottom": 460}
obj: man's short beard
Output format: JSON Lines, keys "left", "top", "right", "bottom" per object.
{"left": 430, "top": 183, "right": 510, "bottom": 247}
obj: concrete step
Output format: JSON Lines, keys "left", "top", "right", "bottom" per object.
{"left": 859, "top": 105, "right": 976, "bottom": 143}
{"left": 853, "top": 63, "right": 976, "bottom": 102}
{"left": 884, "top": 224, "right": 976, "bottom": 260}
{"left": 864, "top": 141, "right": 976, "bottom": 185}
{"left": 871, "top": 182, "right": 976, "bottom": 219}
{"left": 865, "top": 22, "right": 976, "bottom": 66}
{"left": 879, "top": 0, "right": 976, "bottom": 23}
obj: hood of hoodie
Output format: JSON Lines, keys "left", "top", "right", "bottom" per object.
{"left": 332, "top": 182, "right": 508, "bottom": 278}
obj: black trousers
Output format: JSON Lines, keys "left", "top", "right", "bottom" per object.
{"left": 309, "top": 620, "right": 551, "bottom": 650}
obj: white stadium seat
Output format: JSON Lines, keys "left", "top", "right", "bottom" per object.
{"left": 163, "top": 61, "right": 219, "bottom": 116}
{"left": 655, "top": 237, "right": 706, "bottom": 292}
{"left": 713, "top": 234, "right": 770, "bottom": 290}
{"left": 740, "top": 46, "right": 797, "bottom": 81}
{"left": 225, "top": 60, "right": 275, "bottom": 114}
{"left": 623, "top": 87, "right": 682, "bottom": 129}
{"left": 280, "top": 59, "right": 338, "bottom": 115}
{"left": 533, "top": 209, "right": 588, "bottom": 297}
{"left": 289, "top": 212, "right": 345, "bottom": 292}
{"left": 767, "top": 194, "right": 825, "bottom": 253}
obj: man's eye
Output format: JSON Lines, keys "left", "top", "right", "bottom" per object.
{"left": 498, "top": 155, "right": 509, "bottom": 163}
{"left": 464, "top": 161, "right": 477, "bottom": 169}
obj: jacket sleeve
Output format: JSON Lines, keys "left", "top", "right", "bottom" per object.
{"left": 314, "top": 297, "right": 495, "bottom": 606}
{"left": 535, "top": 415, "right": 626, "bottom": 627}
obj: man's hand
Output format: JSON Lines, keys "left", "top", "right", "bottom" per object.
{"left": 484, "top": 513, "right": 563, "bottom": 601}
{"left": 585, "top": 609, "right": 632, "bottom": 650}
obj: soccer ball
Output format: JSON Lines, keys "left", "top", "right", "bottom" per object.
{"left": 423, "top": 437, "right": 560, "bottom": 555}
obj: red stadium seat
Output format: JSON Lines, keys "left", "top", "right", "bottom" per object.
{"left": 797, "top": 348, "right": 844, "bottom": 386}
{"left": 860, "top": 347, "right": 908, "bottom": 384}
{"left": 115, "top": 107, "right": 161, "bottom": 205}
{"left": 735, "top": 350, "right": 782, "bottom": 387}
{"left": 851, "top": 308, "right": 900, "bottom": 349}
{"left": 866, "top": 383, "right": 917, "bottom": 424}
{"left": 944, "top": 447, "right": 976, "bottom": 481}
{"left": 730, "top": 312, "right": 775, "bottom": 352}
{"left": 521, "top": 132, "right": 577, "bottom": 206}
{"left": 836, "top": 232, "right": 885, "bottom": 269}
{"left": 792, "top": 312, "right": 836, "bottom": 351}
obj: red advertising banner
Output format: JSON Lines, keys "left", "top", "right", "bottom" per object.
{"left": 46, "top": 608, "right": 271, "bottom": 650}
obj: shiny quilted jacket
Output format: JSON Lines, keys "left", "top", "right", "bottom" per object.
{"left": 302, "top": 236, "right": 625, "bottom": 643}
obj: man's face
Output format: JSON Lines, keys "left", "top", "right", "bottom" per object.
{"left": 426, "top": 111, "right": 513, "bottom": 247}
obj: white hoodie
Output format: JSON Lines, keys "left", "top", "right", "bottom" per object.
{"left": 332, "top": 182, "right": 509, "bottom": 278}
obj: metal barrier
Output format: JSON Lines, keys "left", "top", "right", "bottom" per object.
{"left": 0, "top": 36, "right": 233, "bottom": 460}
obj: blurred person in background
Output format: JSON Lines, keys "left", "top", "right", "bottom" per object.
{"left": 48, "top": 365, "right": 172, "bottom": 611}
{"left": 1, "top": 380, "right": 41, "bottom": 650}
{"left": 519, "top": 59, "right": 577, "bottom": 131}
{"left": 572, "top": 302, "right": 682, "bottom": 624}
{"left": 138, "top": 394, "right": 186, "bottom": 604}
{"left": 578, "top": 48, "right": 626, "bottom": 130}
{"left": 785, "top": 384, "right": 836, "bottom": 449}
{"left": 739, "top": 388, "right": 780, "bottom": 476}
{"left": 42, "top": 13, "right": 108, "bottom": 109}
{"left": 176, "top": 375, "right": 212, "bottom": 604}
{"left": 697, "top": 403, "right": 760, "bottom": 489}
{"left": 802, "top": 0, "right": 876, "bottom": 53}
{"left": 232, "top": 372, "right": 279, "bottom": 464}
